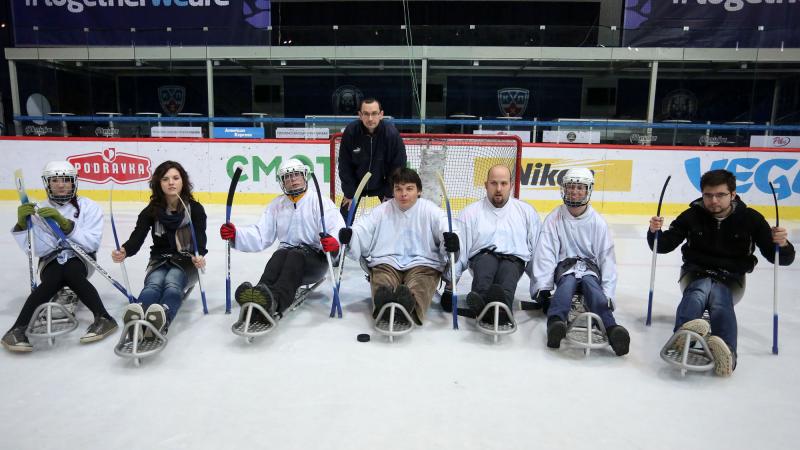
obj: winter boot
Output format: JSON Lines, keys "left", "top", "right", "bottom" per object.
{"left": 466, "top": 291, "right": 486, "bottom": 319}
{"left": 706, "top": 335, "right": 735, "bottom": 377}
{"left": 486, "top": 284, "right": 512, "bottom": 326}
{"left": 80, "top": 316, "right": 118, "bottom": 343}
{"left": 392, "top": 285, "right": 415, "bottom": 325}
{"left": 607, "top": 325, "right": 631, "bottom": 356}
{"left": 372, "top": 285, "right": 394, "bottom": 321}
{"left": 546, "top": 316, "right": 567, "bottom": 349}
{"left": 672, "top": 319, "right": 711, "bottom": 351}
{"left": 1, "top": 326, "right": 33, "bottom": 352}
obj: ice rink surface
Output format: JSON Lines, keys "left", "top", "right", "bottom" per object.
{"left": 0, "top": 201, "right": 798, "bottom": 450}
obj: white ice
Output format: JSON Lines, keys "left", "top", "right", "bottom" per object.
{"left": 0, "top": 202, "right": 798, "bottom": 450}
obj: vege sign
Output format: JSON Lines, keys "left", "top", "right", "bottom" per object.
{"left": 685, "top": 157, "right": 800, "bottom": 200}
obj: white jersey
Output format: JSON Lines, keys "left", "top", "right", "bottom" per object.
{"left": 346, "top": 198, "right": 451, "bottom": 272}
{"left": 234, "top": 193, "right": 344, "bottom": 253}
{"left": 454, "top": 197, "right": 541, "bottom": 282}
{"left": 532, "top": 204, "right": 617, "bottom": 304}
{"left": 12, "top": 197, "right": 103, "bottom": 263}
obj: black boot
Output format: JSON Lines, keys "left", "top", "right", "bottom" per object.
{"left": 606, "top": 325, "right": 630, "bottom": 356}
{"left": 546, "top": 316, "right": 567, "bottom": 349}
{"left": 466, "top": 291, "right": 486, "bottom": 318}
{"left": 486, "top": 284, "right": 513, "bottom": 326}
{"left": 372, "top": 286, "right": 394, "bottom": 320}
{"left": 392, "top": 285, "right": 415, "bottom": 325}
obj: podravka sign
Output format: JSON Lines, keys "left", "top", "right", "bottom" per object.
{"left": 67, "top": 148, "right": 152, "bottom": 184}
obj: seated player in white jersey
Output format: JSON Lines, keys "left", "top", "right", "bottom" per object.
{"left": 220, "top": 159, "right": 345, "bottom": 323}
{"left": 532, "top": 168, "right": 630, "bottom": 356}
{"left": 446, "top": 164, "right": 541, "bottom": 326}
{"left": 3, "top": 161, "right": 117, "bottom": 352}
{"left": 338, "top": 167, "right": 460, "bottom": 327}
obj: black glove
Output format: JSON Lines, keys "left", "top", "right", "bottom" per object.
{"left": 338, "top": 227, "right": 353, "bottom": 246}
{"left": 523, "top": 290, "right": 551, "bottom": 312}
{"left": 440, "top": 289, "right": 453, "bottom": 312}
{"left": 443, "top": 232, "right": 459, "bottom": 253}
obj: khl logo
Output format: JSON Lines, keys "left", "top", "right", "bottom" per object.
{"left": 685, "top": 157, "right": 800, "bottom": 200}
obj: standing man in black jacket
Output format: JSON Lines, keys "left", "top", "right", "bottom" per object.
{"left": 648, "top": 169, "right": 794, "bottom": 376}
{"left": 338, "top": 98, "right": 407, "bottom": 218}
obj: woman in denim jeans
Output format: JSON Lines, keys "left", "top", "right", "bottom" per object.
{"left": 111, "top": 161, "right": 207, "bottom": 336}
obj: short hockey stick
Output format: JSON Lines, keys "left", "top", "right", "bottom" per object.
{"left": 646, "top": 175, "right": 671, "bottom": 326}
{"left": 225, "top": 167, "right": 243, "bottom": 314}
{"left": 769, "top": 181, "right": 780, "bottom": 355}
{"left": 309, "top": 172, "right": 343, "bottom": 318}
{"left": 175, "top": 196, "right": 208, "bottom": 314}
{"left": 13, "top": 169, "right": 37, "bottom": 291}
{"left": 436, "top": 172, "right": 459, "bottom": 330}
{"left": 110, "top": 184, "right": 134, "bottom": 303}
{"left": 39, "top": 211, "right": 137, "bottom": 301}
{"left": 335, "top": 172, "right": 372, "bottom": 289}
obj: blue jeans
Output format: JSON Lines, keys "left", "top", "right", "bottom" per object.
{"left": 675, "top": 277, "right": 737, "bottom": 353}
{"left": 548, "top": 274, "right": 617, "bottom": 329}
{"left": 138, "top": 264, "right": 187, "bottom": 323}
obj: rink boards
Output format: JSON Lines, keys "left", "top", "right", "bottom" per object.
{"left": 0, "top": 137, "right": 798, "bottom": 218}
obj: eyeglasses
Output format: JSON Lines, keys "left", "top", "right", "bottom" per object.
{"left": 702, "top": 192, "right": 731, "bottom": 200}
{"left": 359, "top": 111, "right": 382, "bottom": 118}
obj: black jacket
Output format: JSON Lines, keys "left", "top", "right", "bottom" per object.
{"left": 338, "top": 119, "right": 406, "bottom": 199}
{"left": 647, "top": 196, "right": 794, "bottom": 276}
{"left": 123, "top": 199, "right": 208, "bottom": 261}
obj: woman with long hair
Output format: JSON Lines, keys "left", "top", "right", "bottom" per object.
{"left": 111, "top": 161, "right": 207, "bottom": 336}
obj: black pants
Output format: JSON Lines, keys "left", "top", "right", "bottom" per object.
{"left": 469, "top": 252, "right": 525, "bottom": 305}
{"left": 12, "top": 257, "right": 111, "bottom": 329}
{"left": 258, "top": 247, "right": 328, "bottom": 313}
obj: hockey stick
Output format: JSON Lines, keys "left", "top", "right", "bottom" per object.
{"left": 109, "top": 184, "right": 134, "bottom": 303}
{"left": 36, "top": 208, "right": 137, "bottom": 301}
{"left": 175, "top": 195, "right": 208, "bottom": 314}
{"left": 646, "top": 175, "right": 671, "bottom": 326}
{"left": 769, "top": 181, "right": 780, "bottom": 355}
{"left": 336, "top": 172, "right": 372, "bottom": 288}
{"left": 436, "top": 172, "right": 458, "bottom": 330}
{"left": 309, "top": 172, "right": 343, "bottom": 318}
{"left": 225, "top": 167, "right": 243, "bottom": 314}
{"left": 13, "top": 169, "right": 37, "bottom": 291}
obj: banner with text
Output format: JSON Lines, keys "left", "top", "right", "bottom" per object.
{"left": 11, "top": 0, "right": 271, "bottom": 45}
{"left": 623, "top": 0, "right": 799, "bottom": 48}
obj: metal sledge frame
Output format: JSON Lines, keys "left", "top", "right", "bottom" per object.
{"left": 26, "top": 302, "right": 80, "bottom": 347}
{"left": 113, "top": 285, "right": 194, "bottom": 366}
{"left": 475, "top": 301, "right": 517, "bottom": 343}
{"left": 114, "top": 320, "right": 168, "bottom": 367}
{"left": 374, "top": 303, "right": 415, "bottom": 343}
{"left": 564, "top": 295, "right": 610, "bottom": 357}
{"left": 660, "top": 330, "right": 715, "bottom": 376}
{"left": 232, "top": 280, "right": 324, "bottom": 343}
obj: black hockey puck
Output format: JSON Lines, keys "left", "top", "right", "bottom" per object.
{"left": 357, "top": 333, "right": 371, "bottom": 342}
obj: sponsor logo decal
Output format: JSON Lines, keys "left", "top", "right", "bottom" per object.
{"left": 67, "top": 148, "right": 152, "bottom": 184}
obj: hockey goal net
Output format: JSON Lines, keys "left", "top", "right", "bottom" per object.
{"left": 330, "top": 133, "right": 522, "bottom": 214}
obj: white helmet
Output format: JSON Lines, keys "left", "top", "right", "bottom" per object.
{"left": 276, "top": 158, "right": 309, "bottom": 196}
{"left": 42, "top": 161, "right": 78, "bottom": 204}
{"left": 560, "top": 167, "right": 594, "bottom": 207}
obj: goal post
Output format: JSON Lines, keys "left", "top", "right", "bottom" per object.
{"left": 330, "top": 133, "right": 522, "bottom": 213}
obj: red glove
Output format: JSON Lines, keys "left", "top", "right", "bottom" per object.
{"left": 320, "top": 233, "right": 340, "bottom": 253}
{"left": 220, "top": 222, "right": 236, "bottom": 241}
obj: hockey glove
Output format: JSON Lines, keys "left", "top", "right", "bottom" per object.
{"left": 338, "top": 227, "right": 353, "bottom": 246}
{"left": 17, "top": 203, "right": 35, "bottom": 230}
{"left": 220, "top": 222, "right": 236, "bottom": 241}
{"left": 523, "top": 290, "right": 551, "bottom": 313}
{"left": 320, "top": 233, "right": 340, "bottom": 253}
{"left": 37, "top": 207, "right": 72, "bottom": 232}
{"left": 440, "top": 288, "right": 453, "bottom": 312}
{"left": 443, "top": 232, "right": 460, "bottom": 253}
